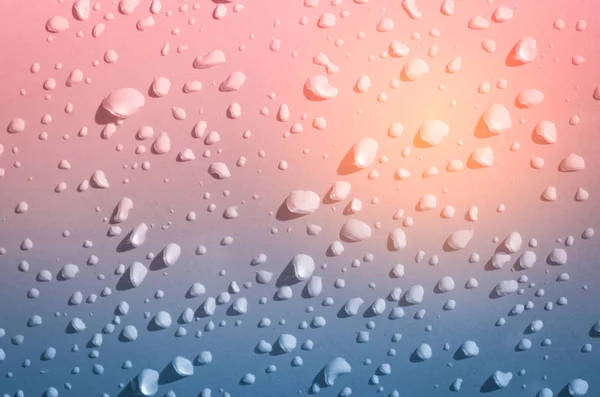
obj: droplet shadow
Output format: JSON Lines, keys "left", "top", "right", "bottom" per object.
{"left": 321, "top": 187, "right": 338, "bottom": 205}
{"left": 310, "top": 368, "right": 328, "bottom": 389}
{"left": 149, "top": 252, "right": 168, "bottom": 271}
{"left": 146, "top": 319, "right": 165, "bottom": 332}
{"left": 117, "top": 386, "right": 137, "bottom": 397}
{"left": 275, "top": 201, "right": 305, "bottom": 222}
{"left": 412, "top": 132, "right": 432, "bottom": 149}
{"left": 56, "top": 273, "right": 69, "bottom": 282}
{"left": 193, "top": 302, "right": 212, "bottom": 319}
{"left": 449, "top": 381, "right": 461, "bottom": 392}
{"left": 275, "top": 261, "right": 300, "bottom": 288}
{"left": 147, "top": 84, "right": 160, "bottom": 99}
{"left": 398, "top": 294, "right": 418, "bottom": 307}
{"left": 505, "top": 47, "right": 526, "bottom": 67}
{"left": 473, "top": 117, "right": 495, "bottom": 139}
{"left": 531, "top": 131, "right": 552, "bottom": 145}
{"left": 65, "top": 323, "right": 81, "bottom": 334}
{"left": 409, "top": 350, "right": 425, "bottom": 363}
{"left": 480, "top": 376, "right": 501, "bottom": 393}
{"left": 342, "top": 202, "right": 357, "bottom": 215}
{"left": 362, "top": 306, "right": 377, "bottom": 318}
{"left": 514, "top": 97, "right": 528, "bottom": 109}
{"left": 540, "top": 193, "right": 554, "bottom": 202}
{"left": 177, "top": 313, "right": 190, "bottom": 325}
{"left": 336, "top": 149, "right": 361, "bottom": 175}
{"left": 453, "top": 349, "right": 469, "bottom": 361}
{"left": 325, "top": 245, "right": 338, "bottom": 257}
{"left": 556, "top": 386, "right": 572, "bottom": 397}
{"left": 94, "top": 103, "right": 119, "bottom": 125}
{"left": 116, "top": 233, "right": 135, "bottom": 253}
{"left": 269, "top": 343, "right": 289, "bottom": 356}
{"left": 399, "top": 68, "right": 411, "bottom": 82}
{"left": 225, "top": 305, "right": 242, "bottom": 316}
{"left": 108, "top": 206, "right": 121, "bottom": 225}
{"left": 483, "top": 257, "right": 500, "bottom": 271}
{"left": 118, "top": 332, "right": 134, "bottom": 343}
{"left": 523, "top": 325, "right": 536, "bottom": 335}
{"left": 442, "top": 240, "right": 459, "bottom": 253}
{"left": 85, "top": 338, "right": 99, "bottom": 349}
{"left": 511, "top": 259, "right": 525, "bottom": 272}
{"left": 301, "top": 284, "right": 314, "bottom": 299}
{"left": 466, "top": 156, "right": 488, "bottom": 170}
{"left": 488, "top": 288, "right": 502, "bottom": 299}
{"left": 336, "top": 306, "right": 352, "bottom": 319}
{"left": 159, "top": 364, "right": 186, "bottom": 385}
{"left": 514, "top": 342, "right": 527, "bottom": 352}
{"left": 116, "top": 270, "right": 137, "bottom": 292}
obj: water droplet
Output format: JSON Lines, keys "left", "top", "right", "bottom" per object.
{"left": 219, "top": 72, "right": 246, "bottom": 92}
{"left": 402, "top": 0, "right": 422, "bottom": 19}
{"left": 46, "top": 16, "right": 69, "bottom": 33}
{"left": 171, "top": 356, "right": 193, "bottom": 377}
{"left": 377, "top": 18, "right": 394, "bottom": 32}
{"left": 389, "top": 40, "right": 410, "bottom": 57}
{"left": 468, "top": 16, "right": 489, "bottom": 30}
{"left": 446, "top": 229, "right": 474, "bottom": 250}
{"left": 482, "top": 104, "right": 512, "bottom": 133}
{"left": 446, "top": 56, "right": 462, "bottom": 73}
{"left": 208, "top": 162, "right": 231, "bottom": 179}
{"left": 419, "top": 120, "right": 449, "bottom": 146}
{"left": 119, "top": 0, "right": 141, "bottom": 15}
{"left": 126, "top": 262, "right": 147, "bottom": 287}
{"left": 559, "top": 153, "right": 585, "bottom": 172}
{"left": 352, "top": 138, "right": 378, "bottom": 168}
{"left": 512, "top": 36, "right": 537, "bottom": 64}
{"left": 304, "top": 75, "right": 338, "bottom": 100}
{"left": 7, "top": 118, "right": 25, "bottom": 133}
{"left": 441, "top": 0, "right": 454, "bottom": 16}
{"left": 517, "top": 88, "right": 544, "bottom": 107}
{"left": 131, "top": 369, "right": 159, "bottom": 396}
{"left": 492, "top": 371, "right": 513, "bottom": 388}
{"left": 317, "top": 13, "right": 336, "bottom": 28}
{"left": 533, "top": 121, "right": 557, "bottom": 144}
{"left": 152, "top": 132, "right": 171, "bottom": 154}
{"left": 324, "top": 357, "right": 351, "bottom": 386}
{"left": 416, "top": 343, "right": 432, "bottom": 360}
{"left": 355, "top": 75, "right": 371, "bottom": 93}
{"left": 492, "top": 5, "right": 513, "bottom": 22}
{"left": 102, "top": 88, "right": 145, "bottom": 119}
{"left": 470, "top": 146, "right": 495, "bottom": 167}
{"left": 291, "top": 254, "right": 315, "bottom": 281}
{"left": 73, "top": 0, "right": 91, "bottom": 20}
{"left": 285, "top": 191, "right": 320, "bottom": 215}
{"left": 340, "top": 219, "right": 372, "bottom": 242}
{"left": 193, "top": 50, "right": 226, "bottom": 69}
{"left": 403, "top": 58, "right": 429, "bottom": 80}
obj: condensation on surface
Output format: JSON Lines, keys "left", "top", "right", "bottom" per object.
{"left": 0, "top": 0, "right": 599, "bottom": 396}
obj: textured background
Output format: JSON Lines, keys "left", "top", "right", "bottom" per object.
{"left": 0, "top": 0, "right": 599, "bottom": 396}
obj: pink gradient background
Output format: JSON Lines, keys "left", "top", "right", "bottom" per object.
{"left": 1, "top": 0, "right": 598, "bottom": 262}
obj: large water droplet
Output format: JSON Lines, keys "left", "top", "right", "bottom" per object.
{"left": 513, "top": 36, "right": 537, "bottom": 64}
{"left": 131, "top": 369, "right": 159, "bottom": 396}
{"left": 101, "top": 88, "right": 145, "bottom": 119}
